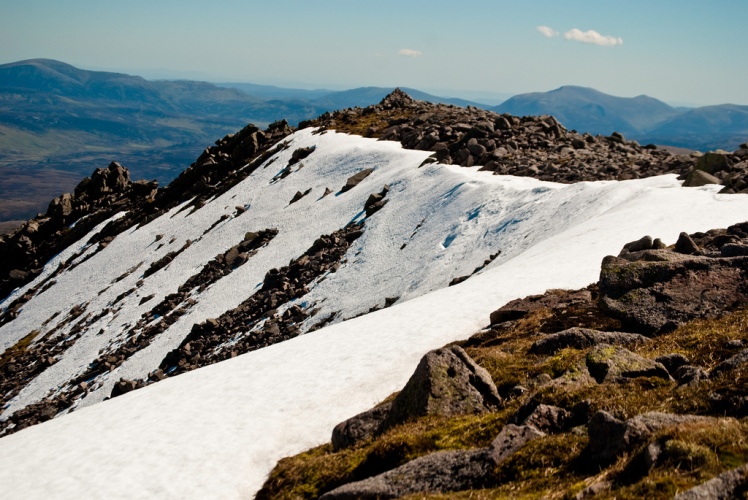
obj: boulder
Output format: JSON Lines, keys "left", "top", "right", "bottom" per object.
{"left": 288, "top": 146, "right": 315, "bottom": 165}
{"left": 585, "top": 344, "right": 670, "bottom": 383}
{"left": 598, "top": 252, "right": 748, "bottom": 334}
{"left": 341, "top": 168, "right": 374, "bottom": 193}
{"left": 622, "top": 235, "right": 654, "bottom": 253}
{"left": 487, "top": 424, "right": 545, "bottom": 465}
{"left": 683, "top": 169, "right": 722, "bottom": 187}
{"left": 675, "top": 365, "right": 709, "bottom": 386}
{"left": 331, "top": 402, "right": 392, "bottom": 451}
{"left": 710, "top": 348, "right": 748, "bottom": 378}
{"left": 529, "top": 328, "right": 649, "bottom": 355}
{"left": 674, "top": 463, "right": 748, "bottom": 499}
{"left": 655, "top": 353, "right": 690, "bottom": 375}
{"left": 587, "top": 411, "right": 713, "bottom": 464}
{"left": 490, "top": 289, "right": 593, "bottom": 324}
{"left": 694, "top": 152, "right": 730, "bottom": 175}
{"left": 319, "top": 449, "right": 491, "bottom": 499}
{"left": 521, "top": 404, "right": 570, "bottom": 433}
{"left": 674, "top": 232, "right": 700, "bottom": 254}
{"left": 382, "top": 345, "right": 501, "bottom": 430}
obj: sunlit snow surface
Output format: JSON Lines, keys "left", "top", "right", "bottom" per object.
{"left": 1, "top": 129, "right": 748, "bottom": 499}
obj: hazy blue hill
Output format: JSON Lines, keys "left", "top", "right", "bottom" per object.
{"left": 0, "top": 60, "right": 491, "bottom": 225}
{"left": 218, "top": 82, "right": 334, "bottom": 101}
{"left": 493, "top": 85, "right": 683, "bottom": 136}
{"left": 0, "top": 59, "right": 166, "bottom": 104}
{"left": 643, "top": 104, "right": 748, "bottom": 151}
{"left": 0, "top": 59, "right": 270, "bottom": 224}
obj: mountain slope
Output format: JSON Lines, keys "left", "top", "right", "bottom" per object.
{"left": 493, "top": 86, "right": 748, "bottom": 151}
{"left": 645, "top": 103, "right": 748, "bottom": 151}
{"left": 494, "top": 85, "right": 682, "bottom": 135}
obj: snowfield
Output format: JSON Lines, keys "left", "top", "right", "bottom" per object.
{"left": 1, "top": 129, "right": 748, "bottom": 498}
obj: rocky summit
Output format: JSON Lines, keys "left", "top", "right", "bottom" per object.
{"left": 1, "top": 90, "right": 748, "bottom": 499}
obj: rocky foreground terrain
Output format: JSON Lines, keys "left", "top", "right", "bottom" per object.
{"left": 258, "top": 225, "right": 748, "bottom": 499}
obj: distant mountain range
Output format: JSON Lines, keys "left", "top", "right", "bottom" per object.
{"left": 0, "top": 59, "right": 486, "bottom": 225}
{"left": 494, "top": 85, "right": 748, "bottom": 151}
{"left": 0, "top": 59, "right": 746, "bottom": 227}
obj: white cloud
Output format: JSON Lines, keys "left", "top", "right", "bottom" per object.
{"left": 536, "top": 25, "right": 559, "bottom": 38}
{"left": 398, "top": 49, "right": 422, "bottom": 57}
{"left": 563, "top": 28, "right": 623, "bottom": 47}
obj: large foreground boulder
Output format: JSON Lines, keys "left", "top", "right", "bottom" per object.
{"left": 331, "top": 345, "right": 501, "bottom": 449}
{"left": 382, "top": 345, "right": 502, "bottom": 430}
{"left": 319, "top": 449, "right": 491, "bottom": 499}
{"left": 322, "top": 424, "right": 545, "bottom": 499}
{"left": 599, "top": 251, "right": 748, "bottom": 335}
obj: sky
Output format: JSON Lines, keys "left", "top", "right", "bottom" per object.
{"left": 1, "top": 0, "right": 747, "bottom": 106}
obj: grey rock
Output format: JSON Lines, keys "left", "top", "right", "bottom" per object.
{"left": 575, "top": 480, "right": 612, "bottom": 499}
{"left": 319, "top": 449, "right": 491, "bottom": 499}
{"left": 652, "top": 238, "right": 667, "bottom": 249}
{"left": 587, "top": 411, "right": 712, "bottom": 464}
{"left": 529, "top": 327, "right": 649, "bottom": 355}
{"left": 382, "top": 345, "right": 501, "bottom": 430}
{"left": 711, "top": 348, "right": 748, "bottom": 378}
{"left": 490, "top": 289, "right": 593, "bottom": 324}
{"left": 675, "top": 365, "right": 709, "bottom": 386}
{"left": 586, "top": 344, "right": 671, "bottom": 383}
{"left": 331, "top": 402, "right": 393, "bottom": 451}
{"left": 521, "top": 404, "right": 570, "bottom": 433}
{"left": 674, "top": 463, "right": 748, "bottom": 499}
{"left": 599, "top": 253, "right": 748, "bottom": 335}
{"left": 623, "top": 235, "right": 654, "bottom": 252}
{"left": 694, "top": 152, "right": 730, "bottom": 175}
{"left": 655, "top": 353, "right": 690, "bottom": 375}
{"left": 720, "top": 243, "right": 748, "bottom": 257}
{"left": 674, "top": 232, "right": 700, "bottom": 254}
{"left": 341, "top": 168, "right": 374, "bottom": 193}
{"left": 683, "top": 169, "right": 722, "bottom": 187}
{"left": 487, "top": 424, "right": 545, "bottom": 465}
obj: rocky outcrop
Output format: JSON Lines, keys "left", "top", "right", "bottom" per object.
{"left": 0, "top": 120, "right": 295, "bottom": 306}
{"left": 490, "top": 288, "right": 594, "bottom": 325}
{"left": 262, "top": 223, "right": 748, "bottom": 499}
{"left": 599, "top": 223, "right": 748, "bottom": 334}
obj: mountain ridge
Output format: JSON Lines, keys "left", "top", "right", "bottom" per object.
{"left": 1, "top": 89, "right": 748, "bottom": 498}
{"left": 495, "top": 85, "right": 748, "bottom": 150}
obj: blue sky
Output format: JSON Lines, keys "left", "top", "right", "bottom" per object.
{"left": 1, "top": 0, "right": 746, "bottom": 105}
